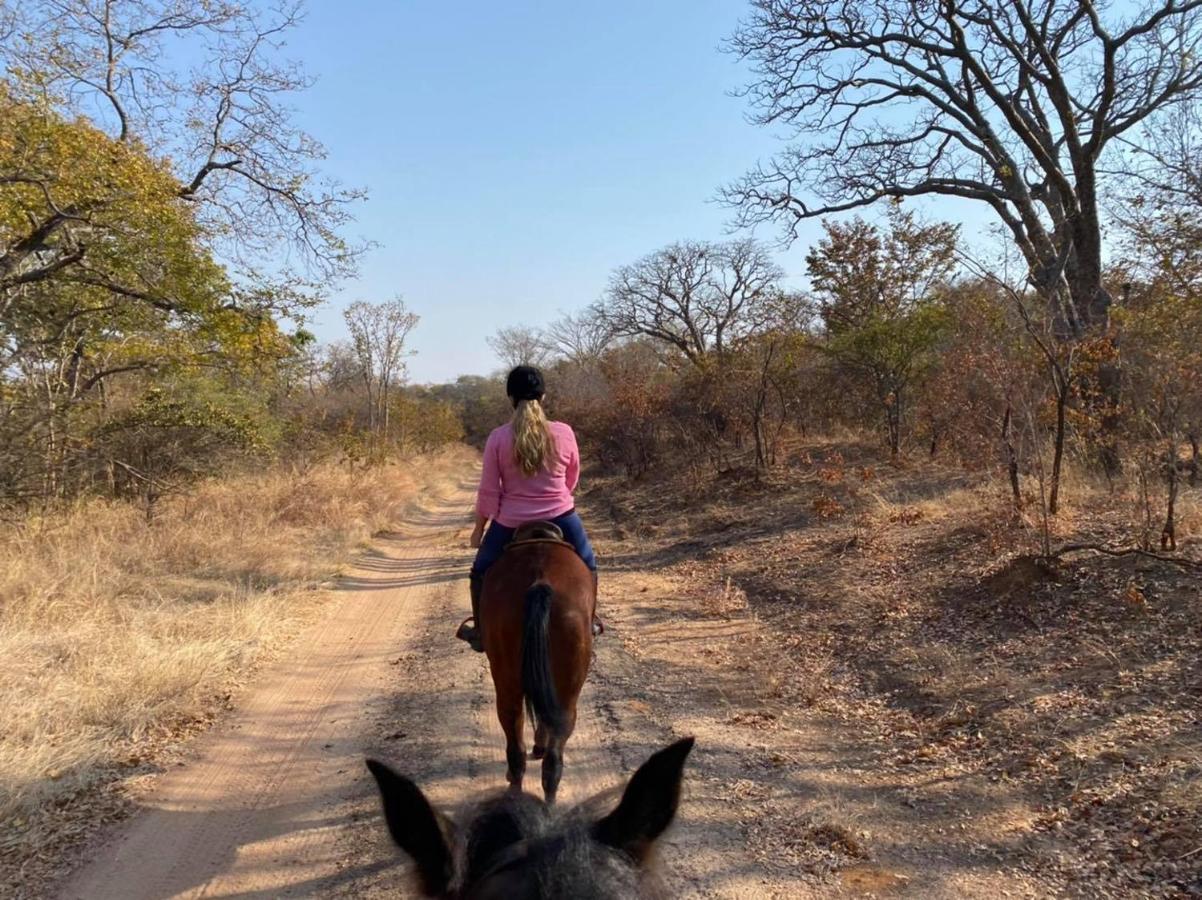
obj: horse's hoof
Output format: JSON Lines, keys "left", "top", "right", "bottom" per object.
{"left": 531, "top": 745, "right": 546, "bottom": 760}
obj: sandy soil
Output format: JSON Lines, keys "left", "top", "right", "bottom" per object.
{"left": 52, "top": 470, "right": 1052, "bottom": 898}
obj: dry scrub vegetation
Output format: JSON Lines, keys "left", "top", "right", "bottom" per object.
{"left": 0, "top": 448, "right": 470, "bottom": 872}
{"left": 593, "top": 436, "right": 1202, "bottom": 896}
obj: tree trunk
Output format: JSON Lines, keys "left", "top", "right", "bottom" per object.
{"left": 1094, "top": 347, "right": 1123, "bottom": 477}
{"left": 1002, "top": 403, "right": 1023, "bottom": 511}
{"left": 751, "top": 381, "right": 768, "bottom": 470}
{"left": 362, "top": 373, "right": 376, "bottom": 434}
{"left": 1063, "top": 264, "right": 1122, "bottom": 476}
{"left": 380, "top": 383, "right": 390, "bottom": 443}
{"left": 1049, "top": 380, "right": 1068, "bottom": 515}
{"left": 752, "top": 411, "right": 766, "bottom": 470}
{"left": 884, "top": 387, "right": 903, "bottom": 460}
{"left": 1161, "top": 437, "right": 1179, "bottom": 551}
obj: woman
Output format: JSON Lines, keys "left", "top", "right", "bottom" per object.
{"left": 456, "top": 365, "right": 598, "bottom": 652}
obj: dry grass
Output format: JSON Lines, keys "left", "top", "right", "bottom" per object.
{"left": 0, "top": 447, "right": 472, "bottom": 846}
{"left": 594, "top": 436, "right": 1202, "bottom": 895}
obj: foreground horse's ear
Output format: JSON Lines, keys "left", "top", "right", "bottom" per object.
{"left": 366, "top": 759, "right": 457, "bottom": 896}
{"left": 592, "top": 737, "right": 695, "bottom": 863}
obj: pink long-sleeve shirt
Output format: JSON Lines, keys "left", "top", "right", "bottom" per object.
{"left": 476, "top": 421, "right": 580, "bottom": 527}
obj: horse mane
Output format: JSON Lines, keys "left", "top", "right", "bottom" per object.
{"left": 459, "top": 790, "right": 549, "bottom": 886}
{"left": 453, "top": 792, "right": 664, "bottom": 899}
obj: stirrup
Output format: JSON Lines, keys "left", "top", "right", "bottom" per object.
{"left": 592, "top": 616, "right": 604, "bottom": 637}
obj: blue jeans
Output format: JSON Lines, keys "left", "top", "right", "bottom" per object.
{"left": 471, "top": 509, "right": 597, "bottom": 575}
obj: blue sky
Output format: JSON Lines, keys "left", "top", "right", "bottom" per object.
{"left": 284, "top": 1, "right": 989, "bottom": 383}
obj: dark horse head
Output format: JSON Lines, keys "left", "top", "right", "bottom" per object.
{"left": 366, "top": 737, "right": 694, "bottom": 898}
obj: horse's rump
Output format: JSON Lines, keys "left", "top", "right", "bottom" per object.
{"left": 481, "top": 541, "right": 595, "bottom": 646}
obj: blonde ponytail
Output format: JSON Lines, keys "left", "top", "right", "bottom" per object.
{"left": 511, "top": 399, "right": 556, "bottom": 476}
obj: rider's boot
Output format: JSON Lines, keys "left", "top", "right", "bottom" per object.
{"left": 455, "top": 572, "right": 485, "bottom": 652}
{"left": 591, "top": 570, "right": 604, "bottom": 637}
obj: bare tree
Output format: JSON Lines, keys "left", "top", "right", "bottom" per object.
{"left": 599, "top": 238, "right": 783, "bottom": 365}
{"left": 725, "top": 0, "right": 1202, "bottom": 469}
{"left": 3, "top": 0, "right": 365, "bottom": 290}
{"left": 487, "top": 325, "right": 550, "bottom": 369}
{"left": 1116, "top": 105, "right": 1202, "bottom": 299}
{"left": 727, "top": 0, "right": 1202, "bottom": 328}
{"left": 543, "top": 309, "right": 615, "bottom": 362}
{"left": 1120, "top": 104, "right": 1202, "bottom": 215}
{"left": 343, "top": 297, "right": 419, "bottom": 441}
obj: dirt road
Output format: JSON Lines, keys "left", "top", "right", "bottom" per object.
{"left": 56, "top": 476, "right": 673, "bottom": 898}
{"left": 57, "top": 474, "right": 1044, "bottom": 899}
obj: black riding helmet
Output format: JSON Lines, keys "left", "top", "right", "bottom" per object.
{"left": 506, "top": 365, "right": 545, "bottom": 406}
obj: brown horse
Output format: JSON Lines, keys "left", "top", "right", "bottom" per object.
{"left": 479, "top": 522, "right": 595, "bottom": 804}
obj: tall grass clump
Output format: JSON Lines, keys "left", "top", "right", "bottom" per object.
{"left": 0, "top": 448, "right": 472, "bottom": 840}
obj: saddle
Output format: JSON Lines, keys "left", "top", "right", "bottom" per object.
{"left": 457, "top": 520, "right": 603, "bottom": 647}
{"left": 507, "top": 520, "right": 567, "bottom": 548}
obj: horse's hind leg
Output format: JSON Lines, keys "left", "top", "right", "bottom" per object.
{"left": 532, "top": 722, "right": 548, "bottom": 760}
{"left": 497, "top": 696, "right": 526, "bottom": 789}
{"left": 541, "top": 739, "right": 563, "bottom": 805}
{"left": 541, "top": 707, "right": 577, "bottom": 804}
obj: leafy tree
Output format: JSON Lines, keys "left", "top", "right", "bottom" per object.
{"left": 806, "top": 210, "right": 959, "bottom": 457}
{"left": 392, "top": 389, "right": 466, "bottom": 453}
{"left": 0, "top": 86, "right": 301, "bottom": 502}
{"left": 426, "top": 375, "right": 509, "bottom": 448}
{"left": 92, "top": 384, "right": 268, "bottom": 519}
{"left": 2, "top": 0, "right": 364, "bottom": 293}
{"left": 914, "top": 278, "right": 1048, "bottom": 507}
{"left": 592, "top": 340, "right": 672, "bottom": 476}
{"left": 0, "top": 85, "right": 223, "bottom": 317}
{"left": 731, "top": 325, "right": 812, "bottom": 470}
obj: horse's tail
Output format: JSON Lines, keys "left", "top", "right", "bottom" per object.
{"left": 521, "top": 582, "right": 566, "bottom": 736}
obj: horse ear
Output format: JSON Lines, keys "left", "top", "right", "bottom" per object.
{"left": 366, "top": 759, "right": 456, "bottom": 896}
{"left": 591, "top": 737, "right": 695, "bottom": 864}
